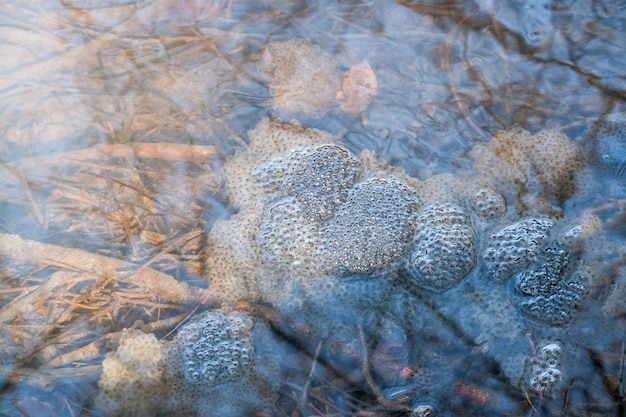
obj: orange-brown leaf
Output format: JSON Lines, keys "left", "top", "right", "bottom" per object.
{"left": 337, "top": 61, "right": 378, "bottom": 114}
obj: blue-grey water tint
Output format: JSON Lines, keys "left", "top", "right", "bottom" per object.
{"left": 0, "top": 1, "right": 624, "bottom": 416}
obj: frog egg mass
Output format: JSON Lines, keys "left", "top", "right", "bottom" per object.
{"left": 406, "top": 203, "right": 477, "bottom": 292}
{"left": 96, "top": 310, "right": 282, "bottom": 417}
{"left": 317, "top": 176, "right": 421, "bottom": 276}
{"left": 176, "top": 311, "right": 255, "bottom": 385}
{"left": 481, "top": 218, "right": 555, "bottom": 283}
{"left": 97, "top": 115, "right": 600, "bottom": 416}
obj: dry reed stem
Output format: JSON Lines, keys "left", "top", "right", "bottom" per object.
{"left": 5, "top": 143, "right": 221, "bottom": 169}
{"left": 294, "top": 339, "right": 324, "bottom": 417}
{"left": 1, "top": 364, "right": 102, "bottom": 392}
{"left": 0, "top": 233, "right": 222, "bottom": 311}
{"left": 40, "top": 312, "right": 195, "bottom": 369}
{"left": 0, "top": 270, "right": 95, "bottom": 324}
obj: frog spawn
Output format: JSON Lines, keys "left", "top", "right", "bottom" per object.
{"left": 482, "top": 217, "right": 555, "bottom": 283}
{"left": 96, "top": 310, "right": 282, "bottom": 417}
{"left": 470, "top": 185, "right": 507, "bottom": 221}
{"left": 318, "top": 176, "right": 421, "bottom": 276}
{"left": 468, "top": 128, "right": 584, "bottom": 208}
{"left": 251, "top": 126, "right": 595, "bottom": 306}
{"left": 522, "top": 341, "right": 565, "bottom": 397}
{"left": 403, "top": 174, "right": 508, "bottom": 293}
{"left": 215, "top": 119, "right": 520, "bottom": 300}
{"left": 256, "top": 39, "right": 341, "bottom": 117}
{"left": 406, "top": 203, "right": 477, "bottom": 292}
{"left": 483, "top": 220, "right": 591, "bottom": 325}
{"left": 256, "top": 176, "right": 419, "bottom": 276}
{"left": 255, "top": 143, "right": 363, "bottom": 222}
{"left": 176, "top": 311, "right": 255, "bottom": 385}
{"left": 202, "top": 118, "right": 597, "bottom": 416}
{"left": 514, "top": 226, "right": 590, "bottom": 326}
{"left": 257, "top": 196, "right": 322, "bottom": 276}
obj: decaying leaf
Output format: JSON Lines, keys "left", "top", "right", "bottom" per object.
{"left": 337, "top": 61, "right": 378, "bottom": 114}
{"left": 257, "top": 39, "right": 341, "bottom": 117}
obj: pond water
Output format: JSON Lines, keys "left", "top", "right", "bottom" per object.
{"left": 0, "top": 1, "right": 625, "bottom": 416}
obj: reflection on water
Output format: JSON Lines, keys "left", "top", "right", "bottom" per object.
{"left": 0, "top": 0, "right": 624, "bottom": 416}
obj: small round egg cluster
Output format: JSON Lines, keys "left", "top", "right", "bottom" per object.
{"left": 96, "top": 329, "right": 166, "bottom": 416}
{"left": 470, "top": 186, "right": 507, "bottom": 220}
{"left": 96, "top": 309, "right": 283, "bottom": 417}
{"left": 524, "top": 341, "right": 564, "bottom": 396}
{"left": 483, "top": 219, "right": 591, "bottom": 325}
{"left": 469, "top": 128, "right": 584, "bottom": 207}
{"left": 256, "top": 144, "right": 363, "bottom": 222}
{"left": 256, "top": 39, "right": 341, "bottom": 117}
{"left": 176, "top": 311, "right": 255, "bottom": 386}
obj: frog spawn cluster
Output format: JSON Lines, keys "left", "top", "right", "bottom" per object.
{"left": 318, "top": 176, "right": 421, "bottom": 276}
{"left": 254, "top": 144, "right": 424, "bottom": 277}
{"left": 482, "top": 217, "right": 555, "bottom": 284}
{"left": 213, "top": 118, "right": 592, "bottom": 324}
{"left": 407, "top": 203, "right": 477, "bottom": 292}
{"left": 176, "top": 311, "right": 255, "bottom": 385}
{"left": 523, "top": 342, "right": 565, "bottom": 396}
{"left": 96, "top": 310, "right": 281, "bottom": 417}
{"left": 246, "top": 123, "right": 515, "bottom": 291}
{"left": 255, "top": 145, "right": 499, "bottom": 285}
{"left": 197, "top": 117, "right": 597, "bottom": 415}
{"left": 256, "top": 39, "right": 341, "bottom": 117}
{"left": 94, "top": 117, "right": 598, "bottom": 415}
{"left": 251, "top": 135, "right": 423, "bottom": 278}
{"left": 470, "top": 185, "right": 507, "bottom": 220}
{"left": 257, "top": 196, "right": 322, "bottom": 275}
{"left": 255, "top": 143, "right": 363, "bottom": 222}
{"left": 515, "top": 237, "right": 590, "bottom": 326}
{"left": 483, "top": 219, "right": 591, "bottom": 326}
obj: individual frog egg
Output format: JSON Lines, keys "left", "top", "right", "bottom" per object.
{"left": 411, "top": 400, "right": 439, "bottom": 417}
